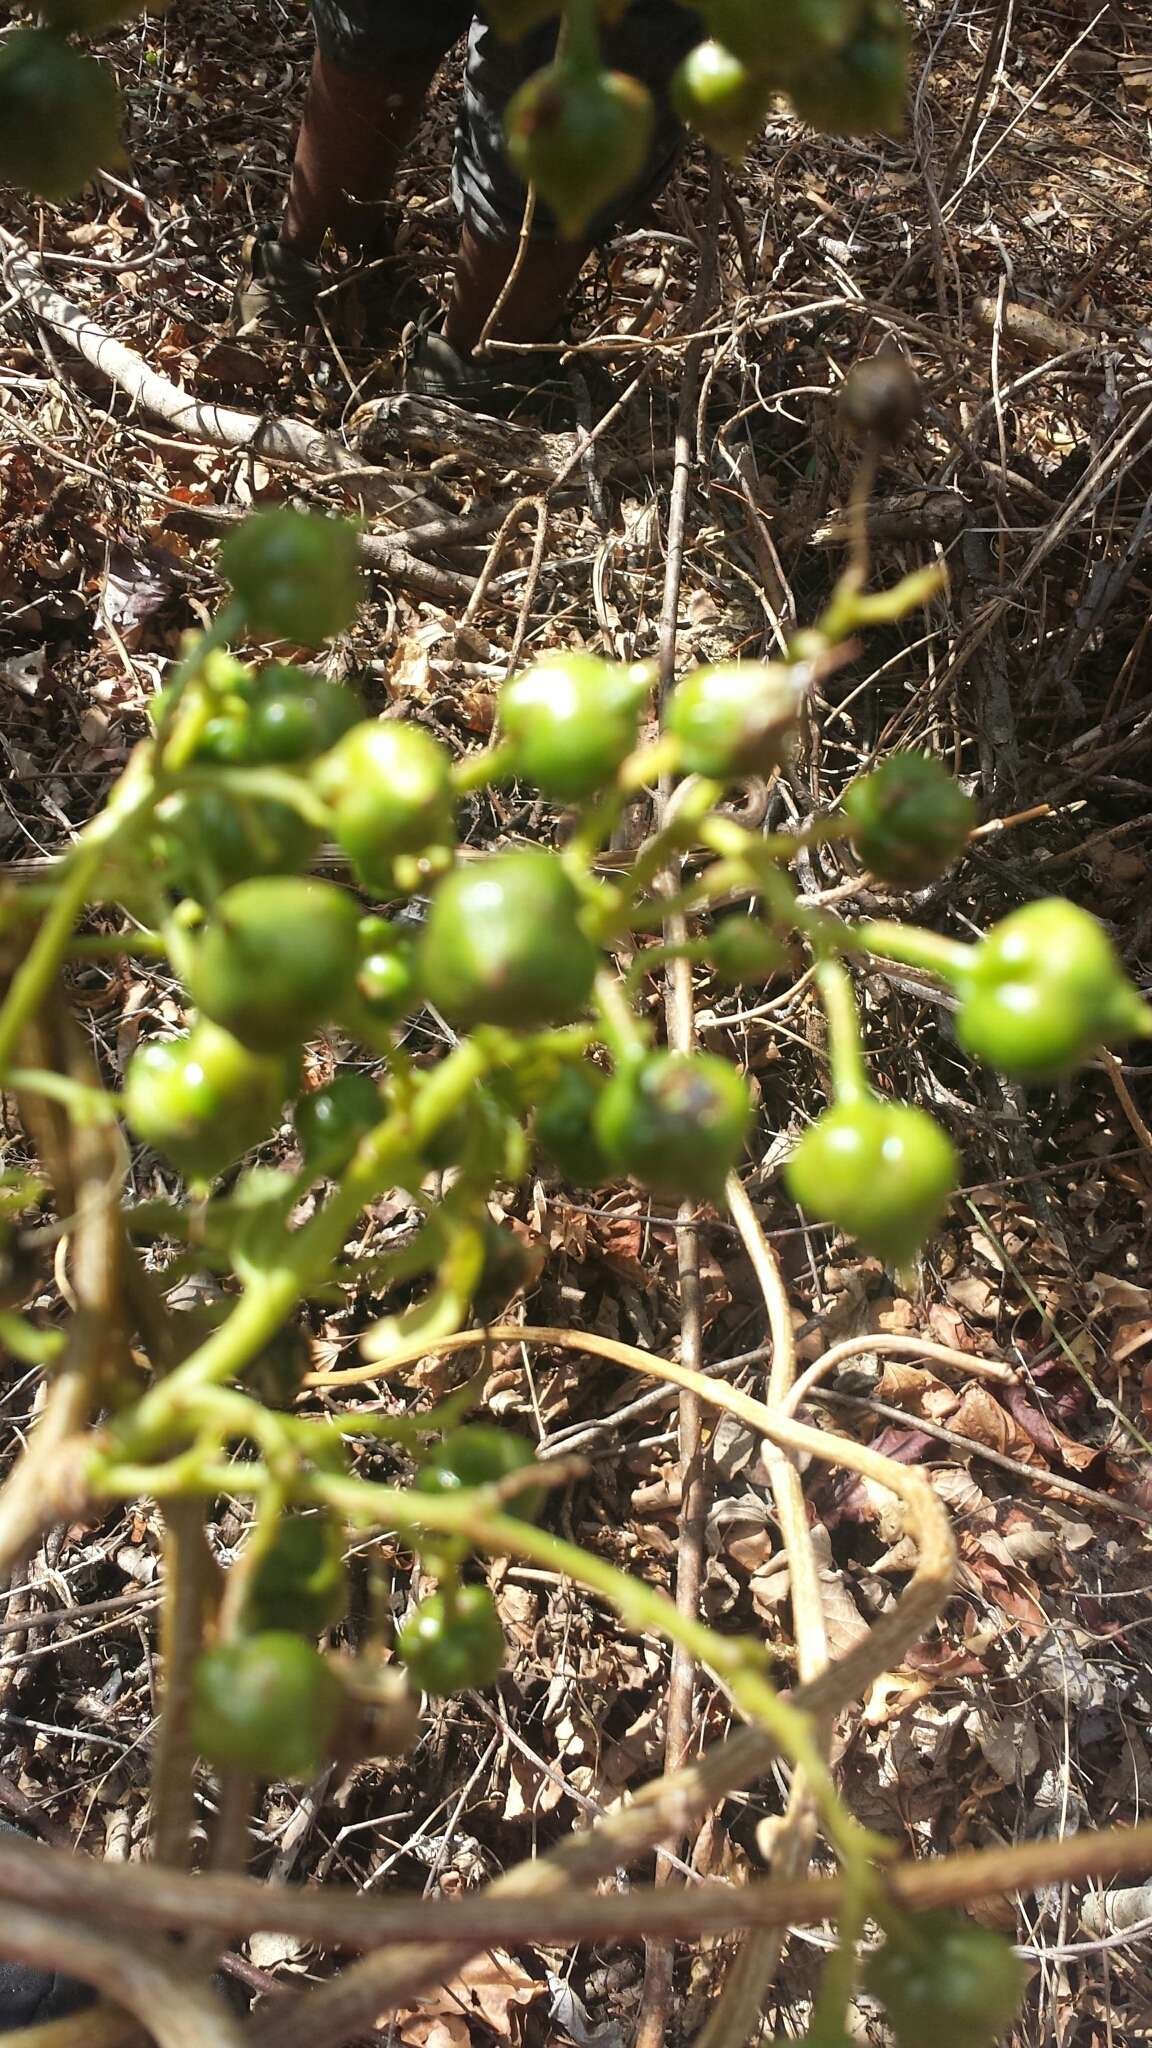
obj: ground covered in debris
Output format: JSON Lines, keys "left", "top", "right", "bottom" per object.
{"left": 2, "top": 0, "right": 1152, "bottom": 2041}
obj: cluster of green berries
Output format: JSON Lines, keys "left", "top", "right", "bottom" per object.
{"left": 0, "top": 0, "right": 911, "bottom": 215}
{"left": 191, "top": 1427, "right": 541, "bottom": 1777}
{"left": 120, "top": 506, "right": 1151, "bottom": 1282}
{"left": 494, "top": 0, "right": 911, "bottom": 242}
{"left": 122, "top": 508, "right": 809, "bottom": 1202}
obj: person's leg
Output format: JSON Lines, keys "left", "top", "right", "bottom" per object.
{"left": 440, "top": 2, "right": 702, "bottom": 360}
{"left": 442, "top": 223, "right": 592, "bottom": 355}
{"left": 281, "top": 47, "right": 448, "bottom": 262}
{"left": 236, "top": 0, "right": 471, "bottom": 335}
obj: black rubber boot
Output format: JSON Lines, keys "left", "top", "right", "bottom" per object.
{"left": 0, "top": 1822, "right": 94, "bottom": 2033}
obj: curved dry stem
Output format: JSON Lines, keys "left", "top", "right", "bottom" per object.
{"left": 310, "top": 1319, "right": 956, "bottom": 1712}
{"left": 272, "top": 1306, "right": 952, "bottom": 2048}
{"left": 0, "top": 1017, "right": 127, "bottom": 1578}
{"left": 3, "top": 2011, "right": 143, "bottom": 2048}
{"left": 702, "top": 1176, "right": 829, "bottom": 2048}
{"left": 0, "top": 1903, "right": 243, "bottom": 2048}
{"left": 786, "top": 1330, "right": 1018, "bottom": 1416}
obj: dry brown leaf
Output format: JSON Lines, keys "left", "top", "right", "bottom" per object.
{"left": 876, "top": 1358, "right": 957, "bottom": 1420}
{"left": 965, "top": 1702, "right": 1040, "bottom": 1784}
{"left": 397, "top": 1950, "right": 545, "bottom": 2045}
{"left": 949, "top": 1384, "right": 1043, "bottom": 1463}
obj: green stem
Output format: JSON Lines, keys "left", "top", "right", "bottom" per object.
{"left": 622, "top": 777, "right": 723, "bottom": 904}
{"left": 91, "top": 1437, "right": 870, "bottom": 1869}
{"left": 814, "top": 958, "right": 869, "bottom": 1106}
{"left": 594, "top": 969, "right": 648, "bottom": 1065}
{"left": 816, "top": 564, "right": 946, "bottom": 646}
{"left": 117, "top": 1040, "right": 489, "bottom": 1455}
{"left": 68, "top": 930, "right": 168, "bottom": 959}
{"left": 452, "top": 744, "right": 515, "bottom": 794}
{"left": 173, "top": 765, "right": 332, "bottom": 829}
{"left": 154, "top": 604, "right": 246, "bottom": 769}
{"left": 0, "top": 1314, "right": 65, "bottom": 1365}
{"left": 5, "top": 1069, "right": 119, "bottom": 1123}
{"left": 560, "top": 0, "right": 600, "bottom": 73}
{"left": 0, "top": 754, "right": 156, "bottom": 1082}
{"left": 856, "top": 919, "right": 972, "bottom": 983}
{"left": 618, "top": 734, "right": 681, "bottom": 793}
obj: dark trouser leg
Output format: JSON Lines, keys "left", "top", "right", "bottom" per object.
{"left": 282, "top": 48, "right": 443, "bottom": 259}
{"left": 442, "top": 223, "right": 593, "bottom": 355}
{"left": 442, "top": 3, "right": 701, "bottom": 355}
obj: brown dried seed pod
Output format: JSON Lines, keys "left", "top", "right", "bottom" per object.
{"left": 840, "top": 351, "right": 923, "bottom": 444}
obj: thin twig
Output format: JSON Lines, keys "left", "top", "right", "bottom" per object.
{"left": 701, "top": 1178, "right": 829, "bottom": 2048}
{"left": 637, "top": 158, "right": 724, "bottom": 2048}
{"left": 2, "top": 1819, "right": 1152, "bottom": 1955}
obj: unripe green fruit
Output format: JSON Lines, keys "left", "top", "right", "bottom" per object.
{"left": 0, "top": 32, "right": 121, "bottom": 203}
{"left": 864, "top": 1911, "right": 1026, "bottom": 2048}
{"left": 220, "top": 509, "right": 362, "bottom": 646}
{"left": 709, "top": 919, "right": 787, "bottom": 985}
{"left": 294, "top": 1071, "right": 383, "bottom": 1174}
{"left": 418, "top": 850, "right": 598, "bottom": 1031}
{"left": 247, "top": 669, "right": 361, "bottom": 763}
{"left": 504, "top": 63, "right": 655, "bottom": 240}
{"left": 344, "top": 922, "right": 420, "bottom": 1033}
{"left": 247, "top": 1515, "right": 348, "bottom": 1638}
{"left": 787, "top": 4, "right": 909, "bottom": 136}
{"left": 671, "top": 40, "right": 773, "bottom": 158}
{"left": 702, "top": 0, "right": 863, "bottom": 72}
{"left": 955, "top": 897, "right": 1150, "bottom": 1081}
{"left": 498, "top": 654, "right": 648, "bottom": 802}
{"left": 0, "top": 33, "right": 121, "bottom": 201}
{"left": 123, "top": 1021, "right": 289, "bottom": 1181}
{"left": 314, "top": 721, "right": 456, "bottom": 880}
{"left": 417, "top": 1427, "right": 544, "bottom": 1522}
{"left": 534, "top": 1063, "right": 611, "bottom": 1185}
{"left": 843, "top": 753, "right": 975, "bottom": 888}
{"left": 396, "top": 1585, "right": 507, "bottom": 1696}
{"left": 191, "top": 1633, "right": 343, "bottom": 1780}
{"left": 154, "top": 788, "right": 319, "bottom": 898}
{"left": 595, "top": 1051, "right": 751, "bottom": 1201}
{"left": 188, "top": 877, "right": 361, "bottom": 1053}
{"left": 665, "top": 662, "right": 801, "bottom": 779}
{"left": 785, "top": 1098, "right": 957, "bottom": 1267}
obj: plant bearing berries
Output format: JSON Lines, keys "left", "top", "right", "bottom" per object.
{"left": 396, "top": 1585, "right": 507, "bottom": 1696}
{"left": 418, "top": 849, "right": 598, "bottom": 1031}
{"left": 188, "top": 877, "right": 361, "bottom": 1053}
{"left": 595, "top": 1051, "right": 751, "bottom": 1202}
{"left": 955, "top": 897, "right": 1151, "bottom": 1081}
{"left": 864, "top": 1911, "right": 1026, "bottom": 2048}
{"left": 191, "top": 1633, "right": 344, "bottom": 1781}
{"left": 123, "top": 1021, "right": 291, "bottom": 1182}
{"left": 294, "top": 1071, "right": 383, "bottom": 1175}
{"left": 671, "top": 40, "right": 774, "bottom": 157}
{"left": 0, "top": 31, "right": 121, "bottom": 202}
{"left": 842, "top": 752, "right": 975, "bottom": 889}
{"left": 220, "top": 508, "right": 363, "bottom": 647}
{"left": 785, "top": 1097, "right": 957, "bottom": 1267}
{"left": 498, "top": 653, "right": 649, "bottom": 803}
{"left": 665, "top": 663, "right": 802, "bottom": 779}
{"left": 417, "top": 1426, "right": 544, "bottom": 1522}
{"left": 314, "top": 721, "right": 456, "bottom": 885}
{"left": 504, "top": 63, "right": 655, "bottom": 240}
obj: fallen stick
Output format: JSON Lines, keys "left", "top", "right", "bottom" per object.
{"left": 1, "top": 234, "right": 438, "bottom": 525}
{"left": 163, "top": 500, "right": 479, "bottom": 608}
